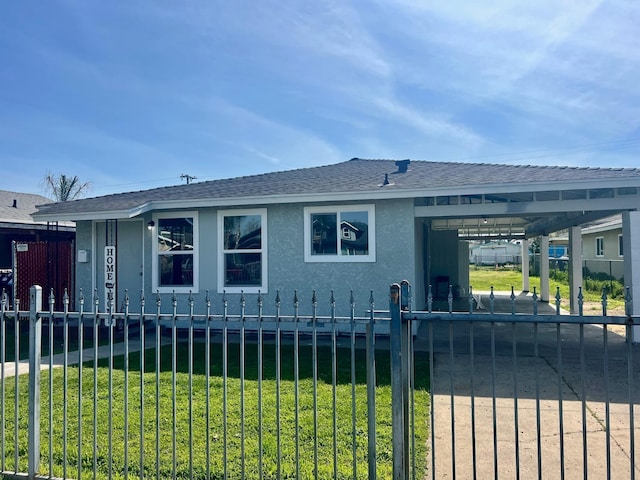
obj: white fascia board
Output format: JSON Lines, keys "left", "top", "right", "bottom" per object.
{"left": 416, "top": 196, "right": 639, "bottom": 218}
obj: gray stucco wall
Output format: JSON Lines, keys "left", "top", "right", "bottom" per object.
{"left": 75, "top": 198, "right": 416, "bottom": 317}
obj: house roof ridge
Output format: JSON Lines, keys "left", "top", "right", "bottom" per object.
{"left": 349, "top": 157, "right": 640, "bottom": 173}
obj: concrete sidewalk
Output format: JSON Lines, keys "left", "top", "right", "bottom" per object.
{"left": 0, "top": 329, "right": 167, "bottom": 378}
{"left": 416, "top": 318, "right": 640, "bottom": 479}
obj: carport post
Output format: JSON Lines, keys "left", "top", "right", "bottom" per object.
{"left": 568, "top": 226, "right": 583, "bottom": 314}
{"left": 540, "top": 236, "right": 550, "bottom": 302}
{"left": 622, "top": 211, "right": 640, "bottom": 342}
{"left": 521, "top": 239, "right": 530, "bottom": 292}
{"left": 28, "top": 285, "right": 42, "bottom": 478}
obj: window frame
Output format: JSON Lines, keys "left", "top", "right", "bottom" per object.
{"left": 595, "top": 236, "right": 605, "bottom": 257}
{"left": 151, "top": 211, "right": 199, "bottom": 294}
{"left": 618, "top": 234, "right": 623, "bottom": 257}
{"left": 303, "top": 204, "right": 376, "bottom": 263}
{"left": 217, "top": 208, "right": 268, "bottom": 294}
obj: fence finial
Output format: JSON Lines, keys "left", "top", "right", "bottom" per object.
{"left": 625, "top": 286, "right": 632, "bottom": 317}
{"left": 49, "top": 288, "right": 55, "bottom": 311}
{"left": 578, "top": 287, "right": 584, "bottom": 317}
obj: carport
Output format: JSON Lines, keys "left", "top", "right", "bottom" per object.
{"left": 414, "top": 186, "right": 640, "bottom": 341}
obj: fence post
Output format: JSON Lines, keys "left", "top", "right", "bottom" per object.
{"left": 390, "top": 283, "right": 408, "bottom": 480}
{"left": 28, "top": 285, "right": 42, "bottom": 479}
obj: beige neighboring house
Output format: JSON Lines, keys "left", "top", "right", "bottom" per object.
{"left": 581, "top": 214, "right": 624, "bottom": 280}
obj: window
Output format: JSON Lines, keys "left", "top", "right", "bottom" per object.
{"left": 304, "top": 205, "right": 375, "bottom": 262}
{"left": 218, "top": 209, "right": 267, "bottom": 293}
{"left": 596, "top": 236, "right": 604, "bottom": 257}
{"left": 152, "top": 213, "right": 198, "bottom": 293}
{"left": 618, "top": 234, "right": 624, "bottom": 257}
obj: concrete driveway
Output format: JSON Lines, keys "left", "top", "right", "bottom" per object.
{"left": 415, "top": 315, "right": 640, "bottom": 479}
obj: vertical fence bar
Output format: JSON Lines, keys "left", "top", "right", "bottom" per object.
{"left": 557, "top": 323, "right": 565, "bottom": 480}
{"left": 188, "top": 292, "right": 194, "bottom": 480}
{"left": 154, "top": 292, "right": 161, "bottom": 480}
{"left": 171, "top": 292, "right": 177, "bottom": 480}
{"left": 429, "top": 320, "right": 435, "bottom": 480}
{"left": 312, "top": 291, "right": 319, "bottom": 479}
{"left": 367, "top": 291, "right": 377, "bottom": 480}
{"left": 603, "top": 325, "right": 611, "bottom": 478}
{"left": 390, "top": 283, "right": 405, "bottom": 480}
{"left": 449, "top": 319, "right": 456, "bottom": 480}
{"left": 204, "top": 291, "right": 211, "bottom": 480}
{"left": 627, "top": 318, "right": 636, "bottom": 480}
{"left": 108, "top": 293, "right": 114, "bottom": 480}
{"left": 123, "top": 291, "right": 130, "bottom": 480}
{"left": 275, "top": 291, "right": 282, "bottom": 480}
{"left": 63, "top": 289, "right": 70, "bottom": 480}
{"left": 534, "top": 322, "right": 542, "bottom": 479}
{"left": 47, "top": 291, "right": 54, "bottom": 476}
{"left": 580, "top": 322, "right": 587, "bottom": 476}
{"left": 350, "top": 291, "right": 358, "bottom": 480}
{"left": 139, "top": 291, "right": 145, "bottom": 480}
{"left": 12, "top": 297, "right": 19, "bottom": 474}
{"left": 77, "top": 290, "right": 85, "bottom": 480}
{"left": 240, "top": 292, "right": 246, "bottom": 479}
{"left": 330, "top": 291, "right": 338, "bottom": 480}
{"left": 1, "top": 291, "right": 6, "bottom": 474}
{"left": 222, "top": 292, "right": 228, "bottom": 480}
{"left": 257, "top": 292, "right": 264, "bottom": 480}
{"left": 491, "top": 321, "right": 498, "bottom": 479}
{"left": 400, "top": 281, "right": 411, "bottom": 480}
{"left": 93, "top": 290, "right": 99, "bottom": 480}
{"left": 512, "top": 322, "right": 520, "bottom": 480}
{"left": 28, "top": 285, "right": 42, "bottom": 479}
{"left": 470, "top": 319, "right": 477, "bottom": 480}
{"left": 293, "top": 290, "right": 300, "bottom": 479}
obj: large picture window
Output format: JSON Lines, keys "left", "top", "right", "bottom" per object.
{"left": 152, "top": 213, "right": 198, "bottom": 293}
{"left": 304, "top": 205, "right": 375, "bottom": 262}
{"left": 218, "top": 209, "right": 267, "bottom": 293}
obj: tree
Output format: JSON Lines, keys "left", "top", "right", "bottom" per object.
{"left": 41, "top": 172, "right": 92, "bottom": 202}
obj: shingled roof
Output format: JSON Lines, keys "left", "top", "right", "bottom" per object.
{"left": 0, "top": 190, "right": 53, "bottom": 225}
{"left": 33, "top": 158, "right": 640, "bottom": 221}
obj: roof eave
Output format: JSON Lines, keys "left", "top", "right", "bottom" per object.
{"left": 29, "top": 175, "right": 640, "bottom": 221}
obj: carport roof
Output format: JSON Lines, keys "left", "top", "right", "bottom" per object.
{"left": 33, "top": 158, "right": 640, "bottom": 221}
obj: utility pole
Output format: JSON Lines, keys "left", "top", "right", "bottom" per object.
{"left": 180, "top": 174, "right": 197, "bottom": 185}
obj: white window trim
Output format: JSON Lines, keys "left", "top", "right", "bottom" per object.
{"left": 304, "top": 204, "right": 376, "bottom": 263}
{"left": 217, "top": 208, "right": 268, "bottom": 294}
{"left": 595, "top": 236, "right": 605, "bottom": 257}
{"left": 618, "top": 234, "right": 623, "bottom": 257}
{"left": 151, "top": 211, "right": 199, "bottom": 294}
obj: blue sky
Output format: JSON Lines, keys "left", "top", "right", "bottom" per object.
{"left": 1, "top": 1, "right": 639, "bottom": 197}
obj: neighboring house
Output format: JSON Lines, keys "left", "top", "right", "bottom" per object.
{"left": 581, "top": 214, "right": 624, "bottom": 280}
{"left": 31, "top": 159, "right": 640, "bottom": 331}
{"left": 0, "top": 190, "right": 76, "bottom": 307}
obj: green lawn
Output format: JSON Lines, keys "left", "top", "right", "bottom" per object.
{"left": 469, "top": 266, "right": 624, "bottom": 310}
{"left": 1, "top": 339, "right": 430, "bottom": 479}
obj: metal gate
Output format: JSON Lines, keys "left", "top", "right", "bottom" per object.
{"left": 403, "top": 285, "right": 639, "bottom": 479}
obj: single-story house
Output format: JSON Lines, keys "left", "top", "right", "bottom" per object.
{"left": 32, "top": 158, "right": 640, "bottom": 340}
